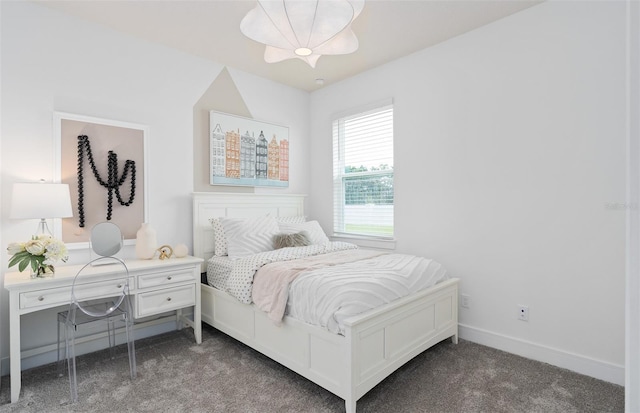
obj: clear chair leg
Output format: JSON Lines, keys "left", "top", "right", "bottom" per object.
{"left": 108, "top": 319, "right": 116, "bottom": 360}
{"left": 66, "top": 324, "right": 78, "bottom": 403}
{"left": 57, "top": 317, "right": 65, "bottom": 377}
{"left": 125, "top": 314, "right": 137, "bottom": 379}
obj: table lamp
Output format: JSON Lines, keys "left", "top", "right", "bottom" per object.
{"left": 10, "top": 180, "right": 73, "bottom": 236}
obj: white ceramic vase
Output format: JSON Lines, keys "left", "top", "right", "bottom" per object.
{"left": 135, "top": 223, "right": 157, "bottom": 259}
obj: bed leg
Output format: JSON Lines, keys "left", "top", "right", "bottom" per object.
{"left": 451, "top": 334, "right": 459, "bottom": 344}
{"left": 345, "top": 398, "right": 356, "bottom": 413}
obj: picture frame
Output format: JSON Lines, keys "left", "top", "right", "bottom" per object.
{"left": 210, "top": 111, "right": 289, "bottom": 187}
{"left": 54, "top": 112, "right": 149, "bottom": 249}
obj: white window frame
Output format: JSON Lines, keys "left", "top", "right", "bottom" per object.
{"left": 332, "top": 99, "right": 395, "bottom": 245}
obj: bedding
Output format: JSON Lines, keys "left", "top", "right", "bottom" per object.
{"left": 206, "top": 241, "right": 449, "bottom": 335}
{"left": 220, "top": 215, "right": 280, "bottom": 258}
{"left": 276, "top": 220, "right": 330, "bottom": 245}
{"left": 275, "top": 215, "right": 307, "bottom": 224}
{"left": 206, "top": 255, "right": 235, "bottom": 289}
{"left": 272, "top": 231, "right": 311, "bottom": 249}
{"left": 219, "top": 241, "right": 358, "bottom": 304}
{"left": 209, "top": 215, "right": 321, "bottom": 257}
{"left": 256, "top": 249, "right": 449, "bottom": 334}
{"left": 252, "top": 248, "right": 386, "bottom": 326}
{"left": 209, "top": 218, "right": 228, "bottom": 257}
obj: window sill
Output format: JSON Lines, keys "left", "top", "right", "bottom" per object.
{"left": 331, "top": 234, "right": 396, "bottom": 251}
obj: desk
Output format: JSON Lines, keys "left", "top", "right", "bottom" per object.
{"left": 4, "top": 256, "right": 203, "bottom": 403}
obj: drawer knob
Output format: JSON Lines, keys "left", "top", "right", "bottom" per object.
{"left": 167, "top": 276, "right": 172, "bottom": 280}
{"left": 117, "top": 284, "right": 123, "bottom": 289}
{"left": 166, "top": 297, "right": 172, "bottom": 301}
{"left": 37, "top": 296, "right": 44, "bottom": 302}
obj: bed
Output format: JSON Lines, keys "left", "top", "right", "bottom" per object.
{"left": 193, "top": 192, "right": 459, "bottom": 413}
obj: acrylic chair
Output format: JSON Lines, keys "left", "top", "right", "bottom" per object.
{"left": 56, "top": 256, "right": 137, "bottom": 402}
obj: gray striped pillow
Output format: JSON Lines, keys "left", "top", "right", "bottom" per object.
{"left": 220, "top": 215, "right": 280, "bottom": 258}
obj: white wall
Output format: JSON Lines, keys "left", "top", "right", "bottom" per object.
{"left": 626, "top": 0, "right": 640, "bottom": 409}
{"left": 310, "top": 0, "right": 627, "bottom": 384}
{"left": 0, "top": 1, "right": 310, "bottom": 372}
{"left": 0, "top": 0, "right": 3, "bottom": 393}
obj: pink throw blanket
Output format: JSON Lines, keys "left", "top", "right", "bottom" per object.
{"left": 251, "top": 249, "right": 385, "bottom": 324}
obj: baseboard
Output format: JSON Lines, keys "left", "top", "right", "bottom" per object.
{"left": 459, "top": 324, "right": 624, "bottom": 386}
{"left": 3, "top": 319, "right": 623, "bottom": 386}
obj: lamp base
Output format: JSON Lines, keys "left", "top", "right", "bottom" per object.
{"left": 36, "top": 219, "right": 53, "bottom": 237}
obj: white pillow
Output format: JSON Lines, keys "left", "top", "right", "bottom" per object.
{"left": 208, "top": 218, "right": 228, "bottom": 256}
{"left": 220, "top": 215, "right": 280, "bottom": 258}
{"left": 275, "top": 215, "right": 307, "bottom": 224}
{"left": 278, "top": 220, "right": 329, "bottom": 245}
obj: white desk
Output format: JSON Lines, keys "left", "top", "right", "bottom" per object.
{"left": 4, "top": 256, "right": 203, "bottom": 403}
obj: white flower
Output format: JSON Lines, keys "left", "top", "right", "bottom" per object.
{"left": 7, "top": 242, "right": 25, "bottom": 255}
{"left": 43, "top": 239, "right": 68, "bottom": 264}
{"left": 24, "top": 239, "right": 46, "bottom": 255}
{"left": 7, "top": 235, "right": 69, "bottom": 273}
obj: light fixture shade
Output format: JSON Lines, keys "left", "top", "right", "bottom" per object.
{"left": 11, "top": 182, "right": 73, "bottom": 220}
{"left": 240, "top": 0, "right": 364, "bottom": 68}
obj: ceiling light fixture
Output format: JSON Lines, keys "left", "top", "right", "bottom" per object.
{"left": 240, "top": 0, "right": 364, "bottom": 68}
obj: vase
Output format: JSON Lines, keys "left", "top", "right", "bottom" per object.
{"left": 31, "top": 264, "right": 55, "bottom": 279}
{"left": 135, "top": 223, "right": 158, "bottom": 259}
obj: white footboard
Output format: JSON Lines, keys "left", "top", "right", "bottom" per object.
{"left": 201, "top": 278, "right": 459, "bottom": 412}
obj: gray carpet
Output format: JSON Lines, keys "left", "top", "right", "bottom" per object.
{"left": 0, "top": 324, "right": 624, "bottom": 412}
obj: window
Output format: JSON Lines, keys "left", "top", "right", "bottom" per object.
{"left": 333, "top": 101, "right": 394, "bottom": 239}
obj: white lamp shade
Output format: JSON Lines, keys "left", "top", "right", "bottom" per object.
{"left": 10, "top": 183, "right": 73, "bottom": 219}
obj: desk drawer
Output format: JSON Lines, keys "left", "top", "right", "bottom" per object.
{"left": 137, "top": 268, "right": 195, "bottom": 289}
{"left": 136, "top": 284, "right": 195, "bottom": 317}
{"left": 20, "top": 278, "right": 130, "bottom": 310}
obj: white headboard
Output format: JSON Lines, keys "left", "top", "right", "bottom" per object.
{"left": 192, "top": 192, "right": 306, "bottom": 272}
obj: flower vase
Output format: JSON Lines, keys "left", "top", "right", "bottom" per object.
{"left": 31, "top": 264, "right": 55, "bottom": 279}
{"left": 135, "top": 223, "right": 158, "bottom": 259}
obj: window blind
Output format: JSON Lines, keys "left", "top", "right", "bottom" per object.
{"left": 332, "top": 103, "right": 394, "bottom": 239}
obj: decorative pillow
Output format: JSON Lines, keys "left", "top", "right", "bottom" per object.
{"left": 220, "top": 215, "right": 280, "bottom": 258}
{"left": 275, "top": 215, "right": 307, "bottom": 224}
{"left": 277, "top": 220, "right": 330, "bottom": 245}
{"left": 272, "top": 231, "right": 311, "bottom": 249}
{"left": 208, "top": 218, "right": 228, "bottom": 256}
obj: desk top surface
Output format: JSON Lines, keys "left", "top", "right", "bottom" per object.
{"left": 4, "top": 256, "right": 204, "bottom": 290}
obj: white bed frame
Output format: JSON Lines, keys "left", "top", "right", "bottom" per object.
{"left": 193, "top": 192, "right": 459, "bottom": 413}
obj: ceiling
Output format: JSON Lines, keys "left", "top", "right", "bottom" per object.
{"left": 36, "top": 0, "right": 541, "bottom": 92}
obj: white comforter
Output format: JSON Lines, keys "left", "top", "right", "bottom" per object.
{"left": 223, "top": 242, "right": 358, "bottom": 304}
{"left": 251, "top": 248, "right": 387, "bottom": 325}
{"left": 285, "top": 250, "right": 449, "bottom": 334}
{"left": 220, "top": 242, "right": 449, "bottom": 335}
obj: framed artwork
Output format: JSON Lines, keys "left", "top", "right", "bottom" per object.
{"left": 54, "top": 112, "right": 149, "bottom": 249}
{"left": 210, "top": 111, "right": 289, "bottom": 187}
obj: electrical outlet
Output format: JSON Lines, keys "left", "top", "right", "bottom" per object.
{"left": 461, "top": 294, "right": 470, "bottom": 309}
{"left": 518, "top": 305, "right": 529, "bottom": 321}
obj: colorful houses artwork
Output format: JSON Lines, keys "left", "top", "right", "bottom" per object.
{"left": 210, "top": 111, "right": 289, "bottom": 187}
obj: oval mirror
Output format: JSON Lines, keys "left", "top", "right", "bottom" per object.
{"left": 91, "top": 222, "right": 123, "bottom": 257}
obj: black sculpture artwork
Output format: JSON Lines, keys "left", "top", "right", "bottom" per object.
{"left": 76, "top": 134, "right": 136, "bottom": 227}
